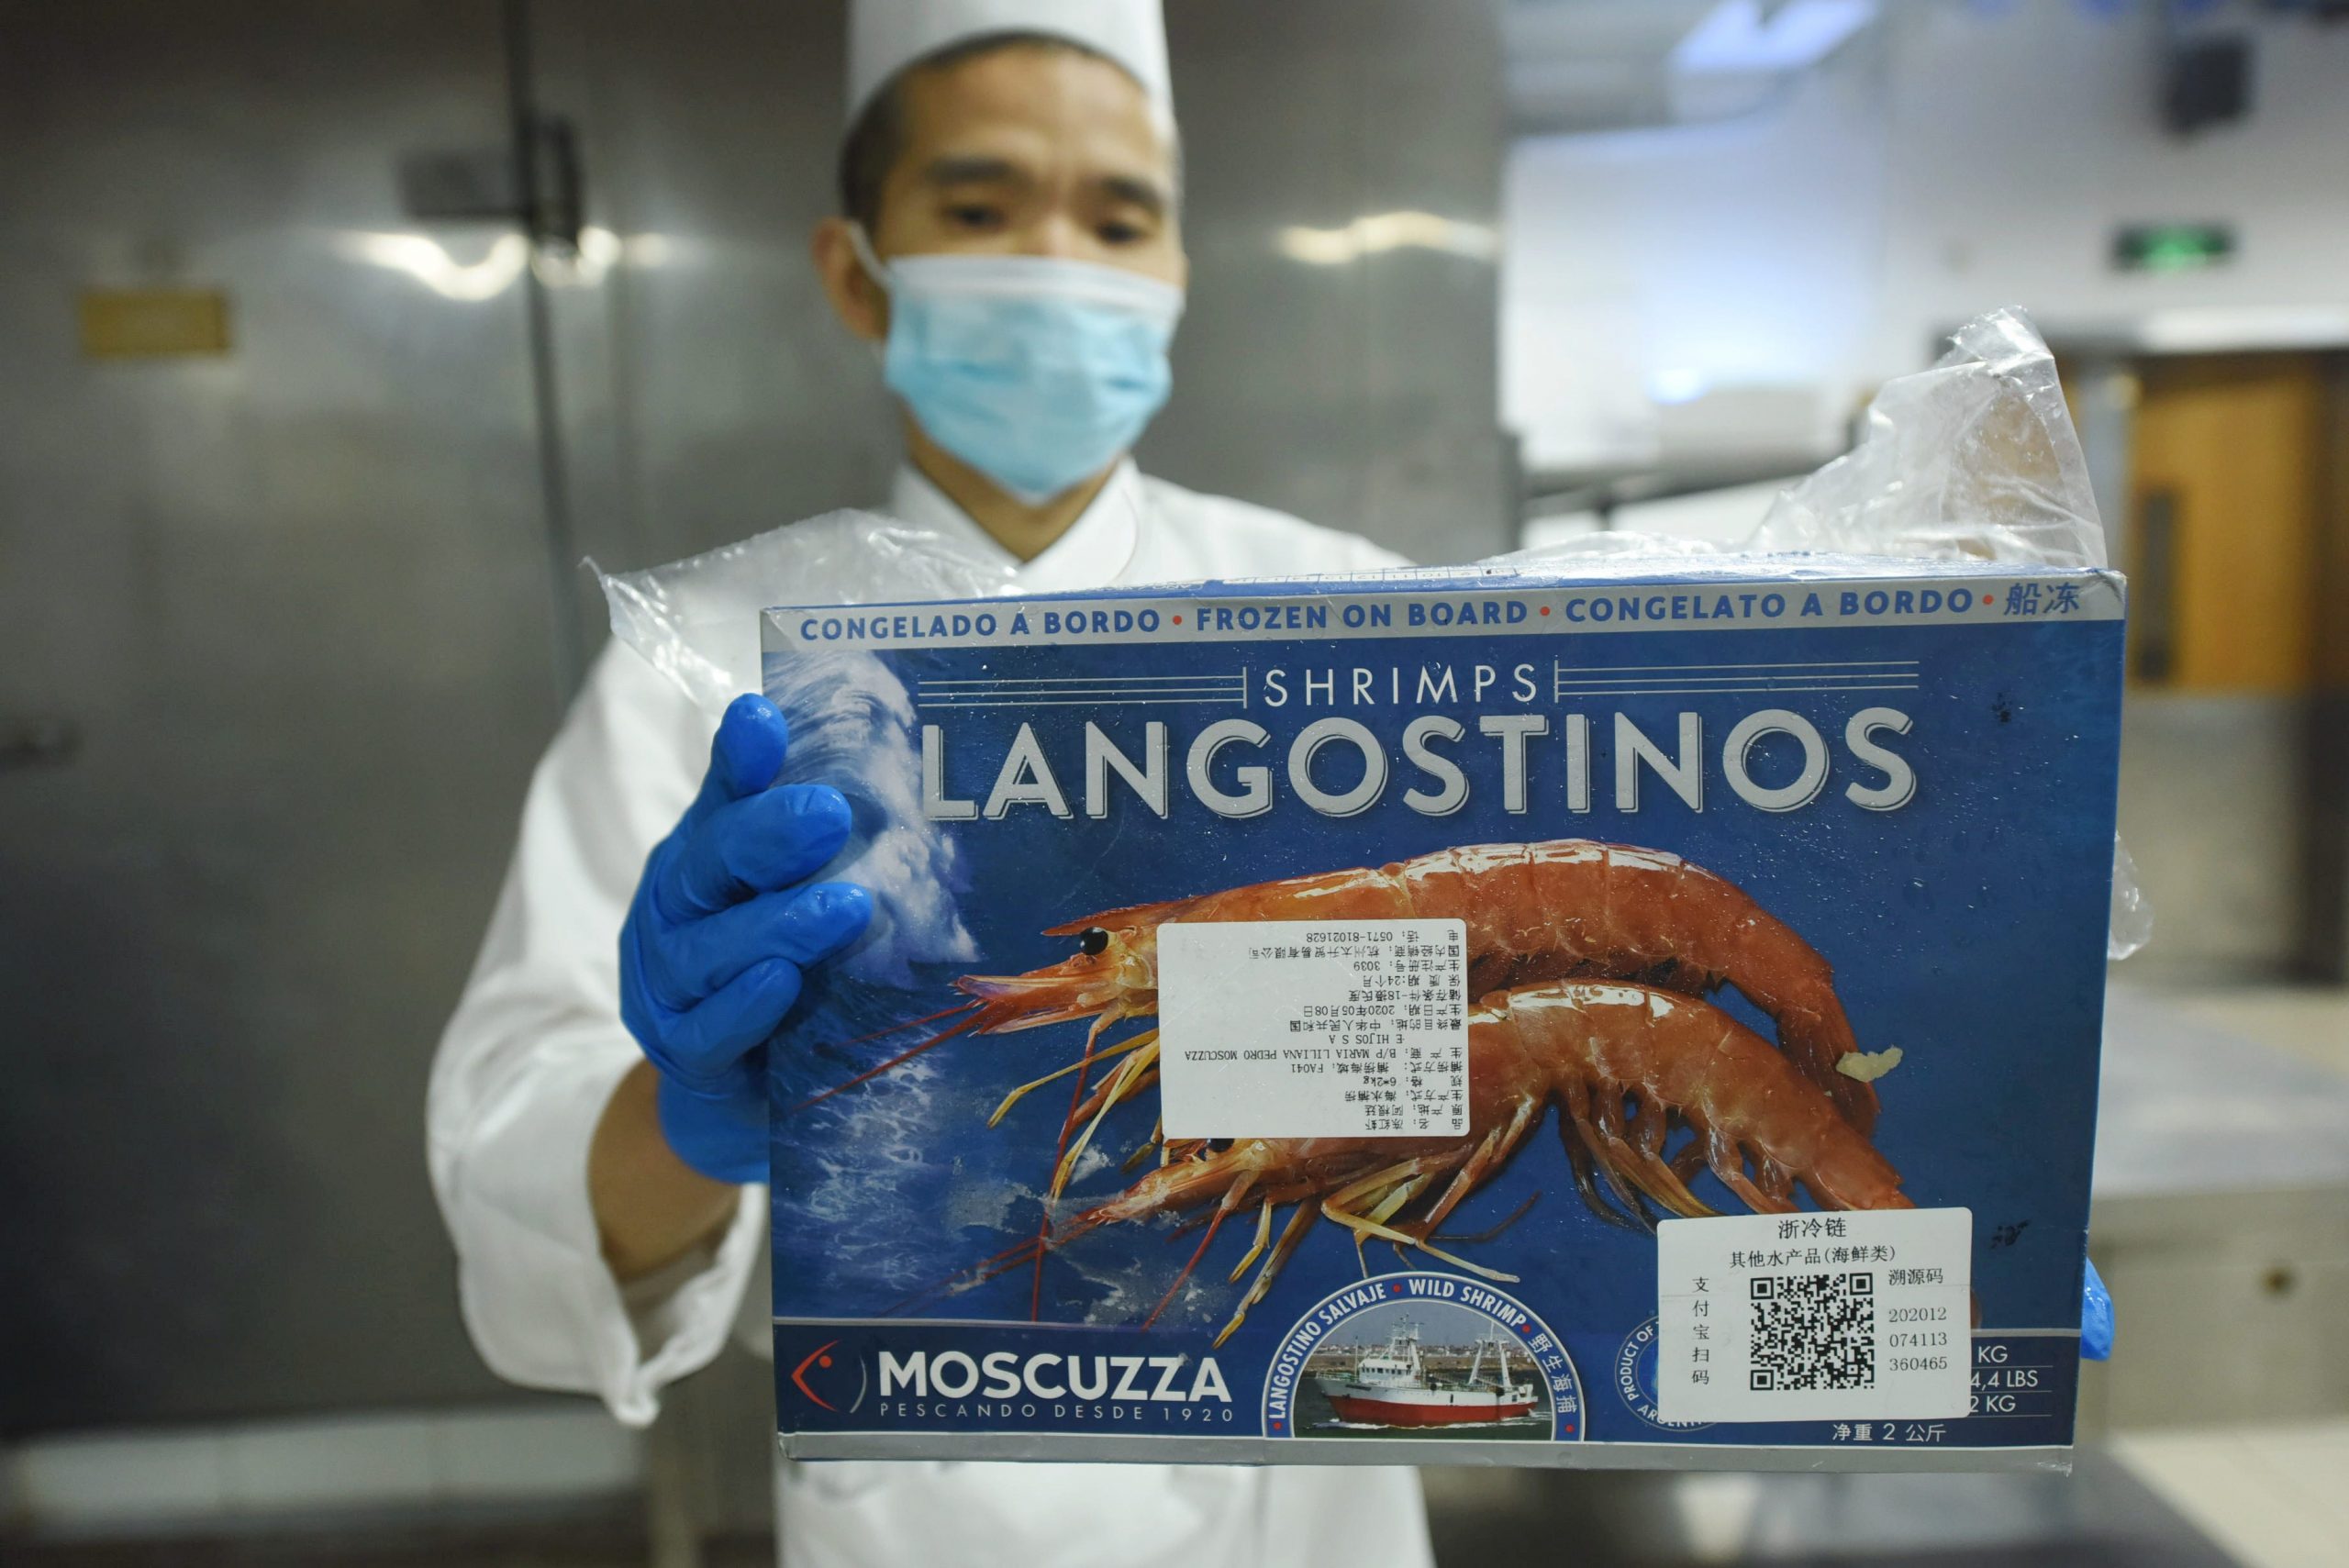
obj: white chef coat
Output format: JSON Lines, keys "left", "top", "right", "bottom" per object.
{"left": 427, "top": 461, "right": 1431, "bottom": 1568}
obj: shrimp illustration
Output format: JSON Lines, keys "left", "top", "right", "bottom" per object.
{"left": 807, "top": 840, "right": 1880, "bottom": 1140}
{"left": 933, "top": 980, "right": 1910, "bottom": 1346}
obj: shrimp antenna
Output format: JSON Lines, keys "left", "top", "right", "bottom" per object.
{"left": 1141, "top": 1180, "right": 1255, "bottom": 1330}
{"left": 783, "top": 1002, "right": 988, "bottom": 1116}
{"left": 828, "top": 1000, "right": 982, "bottom": 1051}
{"left": 1436, "top": 1192, "right": 1542, "bottom": 1245}
{"left": 882, "top": 1233, "right": 1048, "bottom": 1318}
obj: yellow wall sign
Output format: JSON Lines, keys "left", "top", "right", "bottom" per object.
{"left": 78, "top": 289, "right": 232, "bottom": 358}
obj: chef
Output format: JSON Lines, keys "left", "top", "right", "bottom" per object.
{"left": 427, "top": 2, "right": 1431, "bottom": 1564}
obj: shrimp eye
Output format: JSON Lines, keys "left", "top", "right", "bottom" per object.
{"left": 1078, "top": 927, "right": 1110, "bottom": 958}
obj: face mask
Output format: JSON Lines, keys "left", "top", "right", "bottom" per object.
{"left": 852, "top": 227, "right": 1184, "bottom": 505}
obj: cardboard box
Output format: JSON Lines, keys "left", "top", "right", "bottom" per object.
{"left": 763, "top": 557, "right": 2125, "bottom": 1469}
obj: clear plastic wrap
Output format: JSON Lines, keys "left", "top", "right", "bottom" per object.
{"left": 1505, "top": 310, "right": 2103, "bottom": 570}
{"left": 595, "top": 511, "right": 1016, "bottom": 717}
{"left": 596, "top": 514, "right": 1018, "bottom": 986}
{"left": 597, "top": 306, "right": 2147, "bottom": 958}
{"left": 1501, "top": 307, "right": 2147, "bottom": 958}
{"left": 1753, "top": 309, "right": 2107, "bottom": 568}
{"left": 2108, "top": 832, "right": 2154, "bottom": 962}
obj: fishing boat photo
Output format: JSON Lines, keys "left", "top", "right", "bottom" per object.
{"left": 1314, "top": 1318, "right": 1539, "bottom": 1428}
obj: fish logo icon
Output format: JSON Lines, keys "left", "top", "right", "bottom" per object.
{"left": 789, "top": 1340, "right": 867, "bottom": 1413}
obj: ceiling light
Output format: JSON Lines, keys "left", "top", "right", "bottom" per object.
{"left": 1670, "top": 0, "right": 1877, "bottom": 75}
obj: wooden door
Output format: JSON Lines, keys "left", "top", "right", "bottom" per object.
{"left": 2128, "top": 354, "right": 2326, "bottom": 692}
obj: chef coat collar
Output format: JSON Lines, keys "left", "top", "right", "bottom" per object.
{"left": 887, "top": 460, "right": 1143, "bottom": 592}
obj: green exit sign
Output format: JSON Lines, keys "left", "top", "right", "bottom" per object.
{"left": 2112, "top": 223, "right": 2236, "bottom": 272}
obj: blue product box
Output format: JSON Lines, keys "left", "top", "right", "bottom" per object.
{"left": 762, "top": 557, "right": 2125, "bottom": 1470}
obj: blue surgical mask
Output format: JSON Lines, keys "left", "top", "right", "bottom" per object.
{"left": 852, "top": 228, "right": 1184, "bottom": 505}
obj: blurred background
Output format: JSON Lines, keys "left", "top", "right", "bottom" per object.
{"left": 0, "top": 0, "right": 2342, "bottom": 1564}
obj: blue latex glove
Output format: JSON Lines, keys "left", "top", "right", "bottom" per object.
{"left": 620, "top": 695, "right": 873, "bottom": 1184}
{"left": 2081, "top": 1255, "right": 2114, "bottom": 1361}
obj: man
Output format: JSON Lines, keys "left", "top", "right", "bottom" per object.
{"left": 428, "top": 4, "right": 1431, "bottom": 1565}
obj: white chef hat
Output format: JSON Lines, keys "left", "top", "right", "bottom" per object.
{"left": 846, "top": 0, "right": 1173, "bottom": 128}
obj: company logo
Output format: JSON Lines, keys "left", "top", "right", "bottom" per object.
{"left": 789, "top": 1340, "right": 868, "bottom": 1415}
{"left": 782, "top": 1338, "right": 1234, "bottom": 1418}
{"left": 876, "top": 1349, "right": 1230, "bottom": 1405}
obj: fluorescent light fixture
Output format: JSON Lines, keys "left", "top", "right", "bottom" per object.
{"left": 336, "top": 226, "right": 681, "bottom": 295}
{"left": 1671, "top": 0, "right": 1877, "bottom": 75}
{"left": 2135, "top": 306, "right": 2349, "bottom": 353}
{"left": 540, "top": 225, "right": 632, "bottom": 288}
{"left": 622, "top": 231, "right": 676, "bottom": 267}
{"left": 336, "top": 231, "right": 530, "bottom": 301}
{"left": 1647, "top": 368, "right": 1710, "bottom": 406}
{"left": 1275, "top": 210, "right": 1499, "bottom": 266}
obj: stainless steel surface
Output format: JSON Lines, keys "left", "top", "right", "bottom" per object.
{"left": 1, "top": 0, "right": 1510, "bottom": 1438}
{"left": 0, "top": 2, "right": 560, "bottom": 1429}
{"left": 0, "top": 1451, "right": 2244, "bottom": 1568}
{"left": 2084, "top": 1178, "right": 2349, "bottom": 1436}
{"left": 399, "top": 147, "right": 529, "bottom": 224}
{"left": 2095, "top": 987, "right": 2349, "bottom": 1200}
{"left": 1422, "top": 1447, "right": 2238, "bottom": 1566}
{"left": 2115, "top": 694, "right": 2310, "bottom": 983}
{"left": 1151, "top": 0, "right": 1511, "bottom": 566}
{"left": 528, "top": 0, "right": 1510, "bottom": 606}
{"left": 2086, "top": 986, "right": 2349, "bottom": 1436}
{"left": 506, "top": 6, "right": 590, "bottom": 696}
{"left": 638, "top": 1348, "right": 782, "bottom": 1553}
{"left": 789, "top": 1429, "right": 2078, "bottom": 1471}
{"left": 1, "top": 717, "right": 83, "bottom": 773}
{"left": 519, "top": 0, "right": 899, "bottom": 679}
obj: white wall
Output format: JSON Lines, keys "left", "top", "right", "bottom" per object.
{"left": 1502, "top": 0, "right": 2349, "bottom": 476}
{"left": 1876, "top": 3, "right": 2349, "bottom": 359}
{"left": 1504, "top": 30, "right": 1889, "bottom": 473}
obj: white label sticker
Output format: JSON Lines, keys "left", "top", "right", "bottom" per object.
{"left": 1655, "top": 1207, "right": 1973, "bottom": 1424}
{"left": 1156, "top": 919, "right": 1468, "bottom": 1140}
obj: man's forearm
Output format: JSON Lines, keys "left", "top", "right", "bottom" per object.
{"left": 588, "top": 1060, "right": 742, "bottom": 1281}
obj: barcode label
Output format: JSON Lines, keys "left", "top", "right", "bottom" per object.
{"left": 1157, "top": 919, "right": 1467, "bottom": 1139}
{"left": 1655, "top": 1207, "right": 1972, "bottom": 1423}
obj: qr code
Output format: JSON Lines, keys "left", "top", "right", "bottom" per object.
{"left": 1747, "top": 1272, "right": 1876, "bottom": 1392}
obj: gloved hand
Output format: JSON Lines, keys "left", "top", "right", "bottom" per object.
{"left": 620, "top": 694, "right": 873, "bottom": 1184}
{"left": 2081, "top": 1255, "right": 2114, "bottom": 1362}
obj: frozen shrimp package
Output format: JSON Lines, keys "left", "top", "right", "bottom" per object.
{"left": 604, "top": 312, "right": 2132, "bottom": 1469}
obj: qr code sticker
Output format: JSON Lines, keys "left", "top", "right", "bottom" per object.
{"left": 1657, "top": 1209, "right": 1969, "bottom": 1422}
{"left": 1747, "top": 1271, "right": 1876, "bottom": 1392}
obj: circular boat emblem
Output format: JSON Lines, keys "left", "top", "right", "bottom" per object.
{"left": 1259, "top": 1272, "right": 1582, "bottom": 1442}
